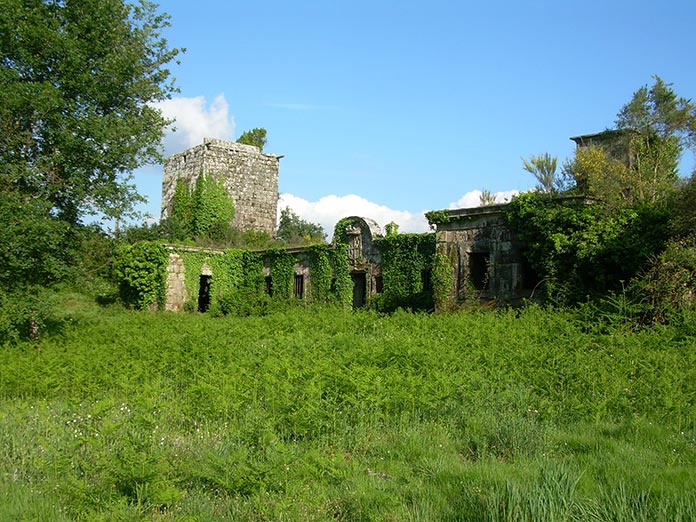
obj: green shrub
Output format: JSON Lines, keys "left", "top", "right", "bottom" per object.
{"left": 0, "top": 288, "right": 53, "bottom": 343}
{"left": 504, "top": 192, "right": 670, "bottom": 303}
{"left": 373, "top": 233, "right": 436, "bottom": 312}
{"left": 631, "top": 238, "right": 696, "bottom": 324}
{"left": 112, "top": 242, "right": 168, "bottom": 310}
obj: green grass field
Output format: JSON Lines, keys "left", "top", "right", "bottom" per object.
{"left": 1, "top": 296, "right": 695, "bottom": 520}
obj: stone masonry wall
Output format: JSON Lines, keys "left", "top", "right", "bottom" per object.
{"left": 161, "top": 138, "right": 280, "bottom": 235}
{"left": 165, "top": 253, "right": 187, "bottom": 311}
{"left": 435, "top": 207, "right": 527, "bottom": 303}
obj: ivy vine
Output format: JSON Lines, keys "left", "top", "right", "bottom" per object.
{"left": 373, "top": 233, "right": 436, "bottom": 312}
{"left": 424, "top": 210, "right": 450, "bottom": 227}
{"left": 268, "top": 248, "right": 296, "bottom": 301}
{"left": 329, "top": 244, "right": 352, "bottom": 308}
{"left": 431, "top": 252, "right": 454, "bottom": 311}
{"left": 113, "top": 242, "right": 168, "bottom": 310}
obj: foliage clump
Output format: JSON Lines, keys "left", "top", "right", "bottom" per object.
{"left": 168, "top": 173, "right": 235, "bottom": 242}
{"left": 504, "top": 192, "right": 670, "bottom": 304}
{"left": 236, "top": 127, "right": 268, "bottom": 151}
{"left": 276, "top": 207, "right": 326, "bottom": 246}
{"left": 112, "top": 242, "right": 168, "bottom": 310}
{"left": 373, "top": 233, "right": 436, "bottom": 312}
{"left": 631, "top": 239, "right": 696, "bottom": 325}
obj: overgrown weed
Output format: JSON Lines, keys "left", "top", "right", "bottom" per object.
{"left": 1, "top": 301, "right": 695, "bottom": 519}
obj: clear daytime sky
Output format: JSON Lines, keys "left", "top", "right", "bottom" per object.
{"left": 132, "top": 0, "right": 696, "bottom": 235}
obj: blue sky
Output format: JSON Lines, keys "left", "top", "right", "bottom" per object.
{"left": 133, "top": 0, "right": 696, "bottom": 235}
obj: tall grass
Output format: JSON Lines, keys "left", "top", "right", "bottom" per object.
{"left": 1, "top": 296, "right": 695, "bottom": 520}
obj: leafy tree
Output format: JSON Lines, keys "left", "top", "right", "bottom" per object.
{"left": 0, "top": 190, "right": 75, "bottom": 293}
{"left": 276, "top": 207, "right": 326, "bottom": 246}
{"left": 564, "top": 77, "right": 696, "bottom": 206}
{"left": 563, "top": 146, "right": 631, "bottom": 208}
{"left": 522, "top": 153, "right": 558, "bottom": 193}
{"left": 616, "top": 76, "right": 696, "bottom": 153}
{"left": 613, "top": 77, "right": 696, "bottom": 204}
{"left": 237, "top": 128, "right": 267, "bottom": 151}
{"left": 0, "top": 0, "right": 181, "bottom": 223}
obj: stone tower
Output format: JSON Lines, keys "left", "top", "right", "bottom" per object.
{"left": 161, "top": 137, "right": 280, "bottom": 235}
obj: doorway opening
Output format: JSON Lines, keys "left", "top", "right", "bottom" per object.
{"left": 352, "top": 272, "right": 367, "bottom": 309}
{"left": 198, "top": 275, "right": 212, "bottom": 312}
{"left": 469, "top": 252, "right": 490, "bottom": 291}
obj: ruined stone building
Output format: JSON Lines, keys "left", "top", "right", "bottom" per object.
{"left": 158, "top": 134, "right": 605, "bottom": 312}
{"left": 161, "top": 138, "right": 281, "bottom": 235}
{"left": 163, "top": 216, "right": 385, "bottom": 312}
{"left": 341, "top": 216, "right": 384, "bottom": 308}
{"left": 427, "top": 204, "right": 539, "bottom": 306}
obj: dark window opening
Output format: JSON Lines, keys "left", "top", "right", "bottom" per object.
{"left": 198, "top": 275, "right": 212, "bottom": 312}
{"left": 421, "top": 269, "right": 432, "bottom": 291}
{"left": 352, "top": 272, "right": 367, "bottom": 309}
{"left": 265, "top": 276, "right": 273, "bottom": 296}
{"left": 375, "top": 275, "right": 383, "bottom": 294}
{"left": 330, "top": 277, "right": 337, "bottom": 293}
{"left": 520, "top": 257, "right": 542, "bottom": 290}
{"left": 294, "top": 274, "right": 304, "bottom": 298}
{"left": 469, "top": 252, "right": 490, "bottom": 291}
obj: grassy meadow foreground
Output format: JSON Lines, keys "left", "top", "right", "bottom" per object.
{"left": 1, "top": 298, "right": 695, "bottom": 521}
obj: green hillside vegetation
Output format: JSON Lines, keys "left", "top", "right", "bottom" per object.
{"left": 1, "top": 298, "right": 694, "bottom": 520}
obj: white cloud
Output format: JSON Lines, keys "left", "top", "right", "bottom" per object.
{"left": 151, "top": 94, "right": 235, "bottom": 156}
{"left": 278, "top": 193, "right": 430, "bottom": 239}
{"left": 449, "top": 189, "right": 520, "bottom": 209}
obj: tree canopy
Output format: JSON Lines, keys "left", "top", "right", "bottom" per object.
{"left": 522, "top": 153, "right": 558, "bottom": 193}
{"left": 276, "top": 207, "right": 326, "bottom": 246}
{"left": 563, "top": 77, "right": 696, "bottom": 206}
{"left": 616, "top": 76, "right": 696, "bottom": 149}
{"left": 0, "top": 0, "right": 181, "bottom": 222}
{"left": 237, "top": 128, "right": 267, "bottom": 152}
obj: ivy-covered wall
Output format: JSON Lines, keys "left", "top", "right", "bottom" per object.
{"left": 372, "top": 233, "right": 436, "bottom": 312}
{"left": 112, "top": 242, "right": 354, "bottom": 316}
{"left": 503, "top": 192, "right": 670, "bottom": 303}
{"left": 114, "top": 230, "right": 442, "bottom": 315}
{"left": 113, "top": 243, "right": 169, "bottom": 310}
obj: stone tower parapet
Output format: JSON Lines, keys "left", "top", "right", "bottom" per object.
{"left": 161, "top": 137, "right": 280, "bottom": 235}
